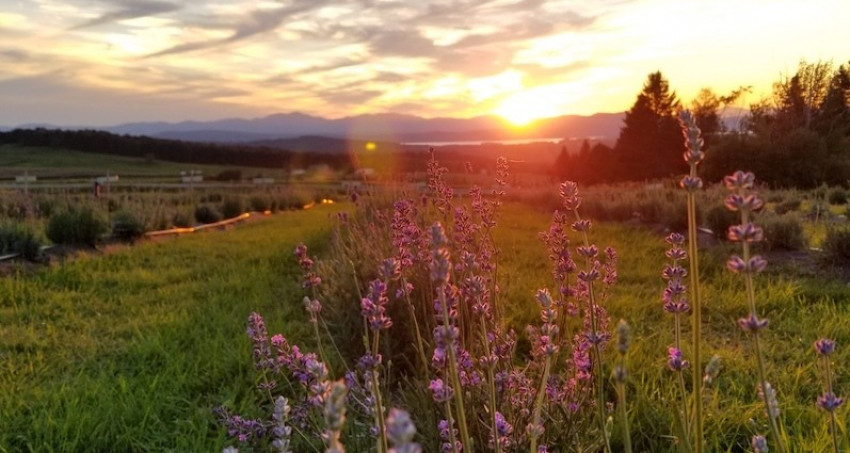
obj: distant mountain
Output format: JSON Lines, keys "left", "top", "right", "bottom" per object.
{"left": 103, "top": 112, "right": 625, "bottom": 144}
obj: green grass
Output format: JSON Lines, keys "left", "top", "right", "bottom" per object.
{"left": 0, "top": 205, "right": 341, "bottom": 452}
{"left": 482, "top": 202, "right": 850, "bottom": 451}
{"left": 3, "top": 193, "right": 849, "bottom": 452}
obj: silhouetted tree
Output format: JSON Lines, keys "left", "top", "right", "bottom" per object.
{"left": 552, "top": 144, "right": 571, "bottom": 181}
{"left": 615, "top": 71, "right": 685, "bottom": 180}
{"left": 690, "top": 86, "right": 751, "bottom": 147}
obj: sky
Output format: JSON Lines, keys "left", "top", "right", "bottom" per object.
{"left": 1, "top": 0, "right": 849, "bottom": 127}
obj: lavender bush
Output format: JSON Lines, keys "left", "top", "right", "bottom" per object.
{"left": 217, "top": 114, "right": 844, "bottom": 452}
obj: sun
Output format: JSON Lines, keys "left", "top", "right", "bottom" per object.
{"left": 493, "top": 89, "right": 564, "bottom": 126}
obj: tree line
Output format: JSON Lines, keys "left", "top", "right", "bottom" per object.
{"left": 0, "top": 128, "right": 349, "bottom": 172}
{"left": 553, "top": 60, "right": 850, "bottom": 188}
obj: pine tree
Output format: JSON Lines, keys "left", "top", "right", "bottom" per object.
{"left": 615, "top": 71, "right": 685, "bottom": 180}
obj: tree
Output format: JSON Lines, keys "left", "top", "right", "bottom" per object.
{"left": 690, "top": 86, "right": 751, "bottom": 146}
{"left": 552, "top": 144, "right": 571, "bottom": 181}
{"left": 615, "top": 71, "right": 685, "bottom": 180}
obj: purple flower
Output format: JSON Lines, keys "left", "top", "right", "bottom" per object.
{"left": 571, "top": 219, "right": 592, "bottom": 232}
{"left": 576, "top": 245, "right": 598, "bottom": 258}
{"left": 666, "top": 247, "right": 687, "bottom": 261}
{"left": 726, "top": 255, "right": 768, "bottom": 274}
{"left": 247, "top": 312, "right": 273, "bottom": 370}
{"left": 738, "top": 313, "right": 769, "bottom": 333}
{"left": 385, "top": 408, "right": 419, "bottom": 448}
{"left": 724, "top": 170, "right": 756, "bottom": 190}
{"left": 817, "top": 392, "right": 845, "bottom": 412}
{"left": 724, "top": 194, "right": 764, "bottom": 212}
{"left": 488, "top": 411, "right": 513, "bottom": 449}
{"left": 814, "top": 338, "right": 836, "bottom": 356}
{"left": 662, "top": 265, "right": 687, "bottom": 280}
{"left": 559, "top": 182, "right": 581, "bottom": 211}
{"left": 680, "top": 175, "right": 703, "bottom": 191}
{"left": 429, "top": 379, "right": 454, "bottom": 403}
{"left": 613, "top": 365, "right": 627, "bottom": 383}
{"left": 727, "top": 223, "right": 764, "bottom": 243}
{"left": 751, "top": 435, "right": 768, "bottom": 453}
{"left": 665, "top": 232, "right": 686, "bottom": 245}
{"left": 758, "top": 382, "right": 780, "bottom": 420}
{"left": 667, "top": 347, "right": 689, "bottom": 371}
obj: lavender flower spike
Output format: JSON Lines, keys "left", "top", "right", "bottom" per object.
{"left": 386, "top": 408, "right": 422, "bottom": 453}
{"left": 751, "top": 435, "right": 768, "bottom": 453}
{"left": 323, "top": 381, "right": 348, "bottom": 453}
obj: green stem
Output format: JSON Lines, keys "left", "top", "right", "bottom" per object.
{"left": 742, "top": 228, "right": 786, "bottom": 453}
{"left": 438, "top": 285, "right": 472, "bottom": 451}
{"left": 444, "top": 400, "right": 460, "bottom": 453}
{"left": 825, "top": 358, "right": 840, "bottom": 453}
{"left": 572, "top": 209, "right": 611, "bottom": 453}
{"left": 370, "top": 331, "right": 389, "bottom": 453}
{"left": 616, "top": 376, "right": 633, "bottom": 453}
{"left": 401, "top": 274, "right": 430, "bottom": 372}
{"left": 676, "top": 370, "right": 693, "bottom": 451}
{"left": 686, "top": 188, "right": 703, "bottom": 453}
{"left": 479, "top": 318, "right": 502, "bottom": 453}
{"left": 530, "top": 358, "right": 552, "bottom": 453}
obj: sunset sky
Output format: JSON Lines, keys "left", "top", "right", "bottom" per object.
{"left": 1, "top": 0, "right": 849, "bottom": 127}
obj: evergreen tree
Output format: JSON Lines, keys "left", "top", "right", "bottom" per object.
{"left": 553, "top": 144, "right": 571, "bottom": 181}
{"left": 614, "top": 71, "right": 685, "bottom": 180}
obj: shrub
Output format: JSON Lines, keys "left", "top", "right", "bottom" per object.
{"left": 704, "top": 204, "right": 739, "bottom": 239}
{"left": 172, "top": 211, "right": 192, "bottom": 228}
{"left": 774, "top": 198, "right": 801, "bottom": 215}
{"left": 761, "top": 213, "right": 806, "bottom": 251}
{"left": 249, "top": 196, "right": 269, "bottom": 212}
{"left": 828, "top": 187, "right": 848, "bottom": 205}
{"left": 46, "top": 208, "right": 108, "bottom": 247}
{"left": 215, "top": 169, "right": 242, "bottom": 182}
{"left": 194, "top": 205, "right": 221, "bottom": 224}
{"left": 0, "top": 222, "right": 41, "bottom": 261}
{"left": 221, "top": 197, "right": 244, "bottom": 219}
{"left": 111, "top": 211, "right": 146, "bottom": 242}
{"left": 821, "top": 227, "right": 850, "bottom": 266}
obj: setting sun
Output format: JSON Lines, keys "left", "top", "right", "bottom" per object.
{"left": 493, "top": 87, "right": 575, "bottom": 126}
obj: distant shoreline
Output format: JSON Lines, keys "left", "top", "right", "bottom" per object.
{"left": 403, "top": 137, "right": 563, "bottom": 146}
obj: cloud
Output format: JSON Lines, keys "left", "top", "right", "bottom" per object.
{"left": 0, "top": 73, "right": 263, "bottom": 126}
{"left": 71, "top": 0, "right": 182, "bottom": 29}
{"left": 147, "top": 0, "right": 331, "bottom": 58}
{"left": 368, "top": 30, "right": 436, "bottom": 57}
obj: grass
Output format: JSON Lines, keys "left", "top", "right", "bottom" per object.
{"left": 0, "top": 204, "right": 341, "bottom": 452}
{"left": 2, "top": 192, "right": 849, "bottom": 451}
{"left": 468, "top": 202, "right": 850, "bottom": 451}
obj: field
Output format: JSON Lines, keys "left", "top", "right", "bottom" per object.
{"left": 1, "top": 205, "right": 342, "bottom": 451}
{"left": 2, "top": 148, "right": 850, "bottom": 452}
{"left": 0, "top": 144, "right": 292, "bottom": 181}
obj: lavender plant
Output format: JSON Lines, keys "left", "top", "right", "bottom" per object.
{"left": 814, "top": 338, "right": 844, "bottom": 452}
{"left": 216, "top": 123, "right": 847, "bottom": 452}
{"left": 678, "top": 110, "right": 706, "bottom": 453}
{"left": 723, "top": 170, "right": 787, "bottom": 453}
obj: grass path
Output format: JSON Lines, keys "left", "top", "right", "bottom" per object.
{"left": 0, "top": 205, "right": 342, "bottom": 452}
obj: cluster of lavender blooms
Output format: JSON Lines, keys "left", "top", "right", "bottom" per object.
{"left": 218, "top": 113, "right": 844, "bottom": 452}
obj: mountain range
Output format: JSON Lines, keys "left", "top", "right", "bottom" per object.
{"left": 14, "top": 112, "right": 626, "bottom": 145}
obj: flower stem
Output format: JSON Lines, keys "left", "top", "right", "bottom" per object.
{"left": 479, "top": 318, "right": 502, "bottom": 453}
{"left": 616, "top": 377, "right": 633, "bottom": 453}
{"left": 686, "top": 188, "right": 703, "bottom": 453}
{"left": 529, "top": 355, "right": 552, "bottom": 453}
{"left": 438, "top": 285, "right": 472, "bottom": 451}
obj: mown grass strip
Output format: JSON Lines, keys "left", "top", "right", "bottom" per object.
{"left": 0, "top": 205, "right": 342, "bottom": 452}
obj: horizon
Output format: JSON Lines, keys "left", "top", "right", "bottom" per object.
{"left": 2, "top": 0, "right": 849, "bottom": 127}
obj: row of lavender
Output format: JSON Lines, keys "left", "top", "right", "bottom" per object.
{"left": 217, "top": 113, "right": 844, "bottom": 452}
